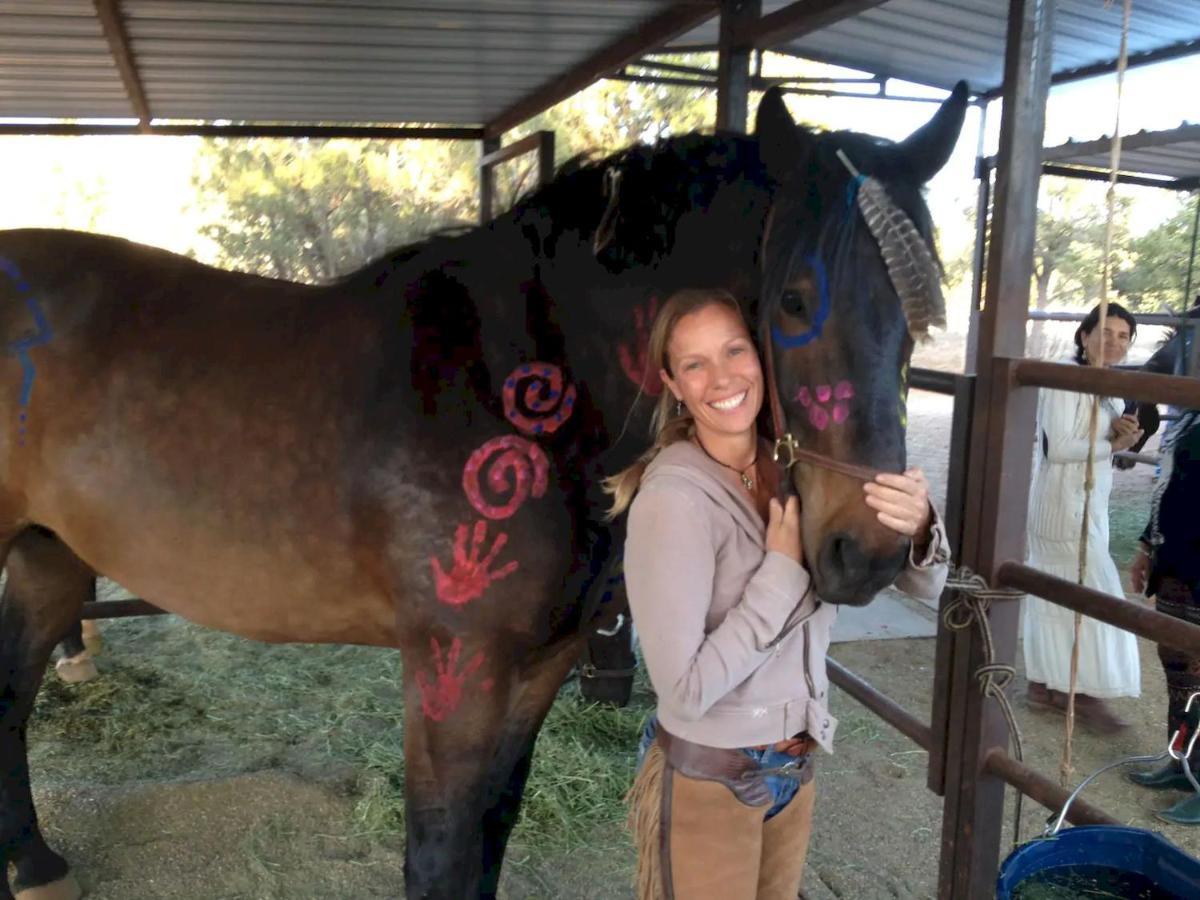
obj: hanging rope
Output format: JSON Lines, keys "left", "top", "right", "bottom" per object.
{"left": 944, "top": 567, "right": 1027, "bottom": 847}
{"left": 1061, "top": 0, "right": 1133, "bottom": 786}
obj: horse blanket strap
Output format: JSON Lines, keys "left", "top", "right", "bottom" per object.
{"left": 759, "top": 325, "right": 880, "bottom": 497}
{"left": 655, "top": 727, "right": 814, "bottom": 809}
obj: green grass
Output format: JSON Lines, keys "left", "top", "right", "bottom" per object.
{"left": 28, "top": 614, "right": 654, "bottom": 856}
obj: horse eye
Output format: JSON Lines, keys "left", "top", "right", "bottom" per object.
{"left": 780, "top": 288, "right": 810, "bottom": 322}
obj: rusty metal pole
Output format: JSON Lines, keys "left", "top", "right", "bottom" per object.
{"left": 936, "top": 0, "right": 1056, "bottom": 896}
{"left": 715, "top": 0, "right": 760, "bottom": 133}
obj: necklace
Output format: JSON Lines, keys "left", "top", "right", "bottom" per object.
{"left": 695, "top": 439, "right": 757, "bottom": 491}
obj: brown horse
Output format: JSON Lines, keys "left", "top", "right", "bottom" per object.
{"left": 0, "top": 85, "right": 965, "bottom": 899}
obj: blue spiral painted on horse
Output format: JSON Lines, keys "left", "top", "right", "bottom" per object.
{"left": 771, "top": 253, "right": 831, "bottom": 349}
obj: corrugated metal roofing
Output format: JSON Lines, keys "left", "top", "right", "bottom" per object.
{"left": 1041, "top": 122, "right": 1200, "bottom": 186}
{"left": 675, "top": 0, "right": 1200, "bottom": 95}
{"left": 0, "top": 1, "right": 1197, "bottom": 129}
{"left": 0, "top": 0, "right": 700, "bottom": 125}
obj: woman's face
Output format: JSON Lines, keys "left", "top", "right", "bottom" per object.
{"left": 1082, "top": 316, "right": 1133, "bottom": 367}
{"left": 661, "top": 302, "right": 764, "bottom": 444}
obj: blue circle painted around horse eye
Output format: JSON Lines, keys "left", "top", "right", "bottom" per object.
{"left": 17, "top": 282, "right": 29, "bottom": 293}
{"left": 772, "top": 252, "right": 832, "bottom": 350}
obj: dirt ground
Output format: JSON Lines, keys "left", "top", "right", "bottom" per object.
{"left": 25, "top": 386, "right": 1199, "bottom": 900}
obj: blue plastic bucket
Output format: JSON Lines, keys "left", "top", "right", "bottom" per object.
{"left": 996, "top": 825, "right": 1200, "bottom": 899}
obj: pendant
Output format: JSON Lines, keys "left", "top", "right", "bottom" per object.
{"left": 741, "top": 473, "right": 754, "bottom": 491}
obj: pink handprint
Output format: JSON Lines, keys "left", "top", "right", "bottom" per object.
{"left": 618, "top": 297, "right": 663, "bottom": 396}
{"left": 431, "top": 520, "right": 519, "bottom": 607}
{"left": 416, "top": 636, "right": 490, "bottom": 722}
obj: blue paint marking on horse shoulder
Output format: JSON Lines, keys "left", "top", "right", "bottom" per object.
{"left": 0, "top": 256, "right": 54, "bottom": 411}
{"left": 771, "top": 253, "right": 831, "bottom": 349}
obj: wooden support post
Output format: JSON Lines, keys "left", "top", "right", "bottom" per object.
{"left": 936, "top": 0, "right": 1056, "bottom": 896}
{"left": 480, "top": 136, "right": 501, "bottom": 225}
{"left": 716, "top": 0, "right": 760, "bottom": 133}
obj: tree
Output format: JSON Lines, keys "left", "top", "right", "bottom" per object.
{"left": 1027, "top": 180, "right": 1131, "bottom": 354}
{"left": 1113, "top": 196, "right": 1200, "bottom": 313}
{"left": 193, "top": 139, "right": 478, "bottom": 282}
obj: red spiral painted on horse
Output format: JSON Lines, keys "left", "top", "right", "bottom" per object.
{"left": 501, "top": 362, "right": 576, "bottom": 436}
{"left": 463, "top": 436, "right": 549, "bottom": 520}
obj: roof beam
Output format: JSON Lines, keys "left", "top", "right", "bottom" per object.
{"left": 735, "top": 0, "right": 888, "bottom": 49}
{"left": 1039, "top": 123, "right": 1200, "bottom": 164}
{"left": 484, "top": 2, "right": 719, "bottom": 139}
{"left": 93, "top": 0, "right": 152, "bottom": 128}
{"left": 0, "top": 123, "right": 484, "bottom": 140}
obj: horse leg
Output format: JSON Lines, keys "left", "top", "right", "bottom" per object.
{"left": 1, "top": 528, "right": 92, "bottom": 900}
{"left": 478, "top": 644, "right": 580, "bottom": 898}
{"left": 401, "top": 636, "right": 579, "bottom": 899}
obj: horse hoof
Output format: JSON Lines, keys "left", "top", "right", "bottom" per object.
{"left": 14, "top": 874, "right": 82, "bottom": 900}
{"left": 80, "top": 621, "right": 103, "bottom": 656}
{"left": 54, "top": 653, "right": 98, "bottom": 684}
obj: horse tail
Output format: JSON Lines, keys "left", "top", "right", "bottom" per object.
{"left": 625, "top": 742, "right": 667, "bottom": 900}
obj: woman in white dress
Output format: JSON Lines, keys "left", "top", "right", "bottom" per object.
{"left": 1024, "top": 302, "right": 1145, "bottom": 732}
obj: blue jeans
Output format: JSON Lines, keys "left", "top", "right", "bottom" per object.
{"left": 637, "top": 716, "right": 802, "bottom": 820}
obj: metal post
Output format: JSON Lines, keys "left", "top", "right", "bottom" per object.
{"left": 1185, "top": 191, "right": 1199, "bottom": 376}
{"left": 480, "top": 136, "right": 501, "bottom": 225}
{"left": 715, "top": 0, "right": 760, "bottom": 132}
{"left": 964, "top": 100, "right": 991, "bottom": 375}
{"left": 937, "top": 0, "right": 1056, "bottom": 896}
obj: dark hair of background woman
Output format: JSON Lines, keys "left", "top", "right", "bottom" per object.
{"left": 1074, "top": 301, "right": 1138, "bottom": 365}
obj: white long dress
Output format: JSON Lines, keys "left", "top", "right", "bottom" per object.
{"left": 1022, "top": 374, "right": 1141, "bottom": 698}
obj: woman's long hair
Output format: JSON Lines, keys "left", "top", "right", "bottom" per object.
{"left": 604, "top": 288, "right": 748, "bottom": 518}
{"left": 1073, "top": 301, "right": 1137, "bottom": 365}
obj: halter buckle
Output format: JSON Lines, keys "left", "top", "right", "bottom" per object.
{"left": 772, "top": 434, "right": 800, "bottom": 469}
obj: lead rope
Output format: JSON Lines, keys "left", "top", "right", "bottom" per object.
{"left": 1061, "top": 0, "right": 1132, "bottom": 787}
{"left": 943, "top": 567, "right": 1027, "bottom": 847}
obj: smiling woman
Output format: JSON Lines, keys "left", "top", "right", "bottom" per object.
{"left": 604, "top": 287, "right": 950, "bottom": 900}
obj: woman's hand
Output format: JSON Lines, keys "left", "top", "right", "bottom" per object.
{"left": 1131, "top": 544, "right": 1151, "bottom": 595}
{"left": 1110, "top": 414, "right": 1144, "bottom": 453}
{"left": 766, "top": 495, "right": 802, "bottom": 564}
{"left": 864, "top": 468, "right": 932, "bottom": 538}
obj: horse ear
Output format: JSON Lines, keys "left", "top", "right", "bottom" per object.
{"left": 755, "top": 87, "right": 809, "bottom": 184}
{"left": 898, "top": 80, "right": 969, "bottom": 183}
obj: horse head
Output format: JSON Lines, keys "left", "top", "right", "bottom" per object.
{"left": 753, "top": 84, "right": 967, "bottom": 605}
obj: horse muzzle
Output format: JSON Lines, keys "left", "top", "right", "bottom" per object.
{"left": 814, "top": 531, "right": 908, "bottom": 606}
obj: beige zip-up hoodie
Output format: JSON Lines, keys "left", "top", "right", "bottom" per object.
{"left": 625, "top": 440, "right": 949, "bottom": 753}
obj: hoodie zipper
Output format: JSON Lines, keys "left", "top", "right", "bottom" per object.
{"left": 802, "top": 621, "right": 816, "bottom": 699}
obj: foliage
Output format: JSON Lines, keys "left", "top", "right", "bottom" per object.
{"left": 1114, "top": 195, "right": 1200, "bottom": 312}
{"left": 193, "top": 139, "right": 479, "bottom": 282}
{"left": 1032, "top": 179, "right": 1131, "bottom": 312}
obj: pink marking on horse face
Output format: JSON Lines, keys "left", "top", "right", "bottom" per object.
{"left": 796, "top": 386, "right": 812, "bottom": 407}
{"left": 832, "top": 403, "right": 850, "bottom": 424}
{"left": 815, "top": 384, "right": 832, "bottom": 404}
{"left": 808, "top": 405, "right": 830, "bottom": 431}
{"left": 834, "top": 381, "right": 855, "bottom": 400}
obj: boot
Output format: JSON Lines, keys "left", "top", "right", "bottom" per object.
{"left": 1157, "top": 791, "right": 1200, "bottom": 826}
{"left": 1071, "top": 694, "right": 1131, "bottom": 734}
{"left": 1128, "top": 760, "right": 1195, "bottom": 792}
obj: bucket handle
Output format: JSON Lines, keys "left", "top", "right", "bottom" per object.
{"left": 1048, "top": 691, "right": 1200, "bottom": 836}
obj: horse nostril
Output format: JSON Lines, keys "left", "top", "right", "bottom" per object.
{"left": 821, "top": 532, "right": 862, "bottom": 580}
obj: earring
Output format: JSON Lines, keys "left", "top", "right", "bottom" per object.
{"left": 675, "top": 399, "right": 683, "bottom": 417}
